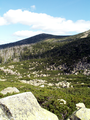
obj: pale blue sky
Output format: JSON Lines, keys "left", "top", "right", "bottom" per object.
{"left": 0, "top": 0, "right": 90, "bottom": 45}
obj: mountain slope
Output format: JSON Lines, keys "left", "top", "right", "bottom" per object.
{"left": 43, "top": 36, "right": 90, "bottom": 73}
{"left": 0, "top": 33, "right": 69, "bottom": 49}
{"left": 0, "top": 30, "right": 90, "bottom": 120}
{"left": 0, "top": 30, "right": 90, "bottom": 74}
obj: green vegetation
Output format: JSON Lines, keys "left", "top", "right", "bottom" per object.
{"left": 0, "top": 31, "right": 90, "bottom": 119}
{"left": 0, "top": 59, "right": 90, "bottom": 119}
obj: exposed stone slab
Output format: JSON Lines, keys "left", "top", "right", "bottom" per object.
{"left": 76, "top": 107, "right": 90, "bottom": 120}
{"left": 67, "top": 103, "right": 90, "bottom": 120}
{"left": 76, "top": 103, "right": 85, "bottom": 109}
{"left": 0, "top": 87, "right": 20, "bottom": 95}
{"left": 0, "top": 92, "right": 59, "bottom": 120}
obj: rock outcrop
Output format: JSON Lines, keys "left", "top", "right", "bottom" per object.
{"left": 67, "top": 103, "right": 90, "bottom": 120}
{"left": 20, "top": 79, "right": 46, "bottom": 86}
{"left": 0, "top": 87, "right": 20, "bottom": 95}
{"left": 0, "top": 92, "right": 59, "bottom": 120}
{"left": 58, "top": 99, "right": 66, "bottom": 105}
{"left": 55, "top": 81, "right": 71, "bottom": 88}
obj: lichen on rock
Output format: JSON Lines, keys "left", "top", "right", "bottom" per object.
{"left": 0, "top": 92, "right": 59, "bottom": 120}
{"left": 67, "top": 103, "right": 90, "bottom": 120}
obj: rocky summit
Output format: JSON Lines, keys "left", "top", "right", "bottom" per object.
{"left": 0, "top": 92, "right": 59, "bottom": 120}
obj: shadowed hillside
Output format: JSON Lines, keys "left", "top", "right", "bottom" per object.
{"left": 0, "top": 30, "right": 90, "bottom": 74}
{"left": 0, "top": 33, "right": 69, "bottom": 49}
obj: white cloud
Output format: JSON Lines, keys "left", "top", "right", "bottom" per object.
{"left": 31, "top": 5, "right": 36, "bottom": 10}
{"left": 1, "top": 9, "right": 90, "bottom": 36}
{"left": 13, "top": 30, "right": 43, "bottom": 37}
{"left": 0, "top": 16, "right": 7, "bottom": 25}
{"left": 0, "top": 40, "right": 6, "bottom": 45}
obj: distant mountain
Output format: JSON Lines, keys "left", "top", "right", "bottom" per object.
{"left": 0, "top": 30, "right": 90, "bottom": 74}
{"left": 0, "top": 33, "right": 69, "bottom": 49}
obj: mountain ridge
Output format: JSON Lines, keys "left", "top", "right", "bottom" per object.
{"left": 1, "top": 29, "right": 90, "bottom": 49}
{"left": 0, "top": 30, "right": 90, "bottom": 74}
{"left": 0, "top": 33, "right": 69, "bottom": 49}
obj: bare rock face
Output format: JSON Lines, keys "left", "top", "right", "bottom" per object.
{"left": 0, "top": 87, "right": 20, "bottom": 95}
{"left": 67, "top": 103, "right": 90, "bottom": 120}
{"left": 76, "top": 103, "right": 85, "bottom": 109}
{"left": 0, "top": 92, "right": 59, "bottom": 120}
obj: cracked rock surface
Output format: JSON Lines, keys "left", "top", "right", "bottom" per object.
{"left": 0, "top": 92, "right": 59, "bottom": 120}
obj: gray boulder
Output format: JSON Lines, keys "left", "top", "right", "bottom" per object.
{"left": 67, "top": 103, "right": 90, "bottom": 120}
{"left": 0, "top": 92, "right": 59, "bottom": 120}
{"left": 0, "top": 87, "right": 20, "bottom": 95}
